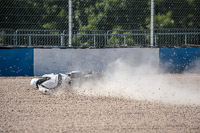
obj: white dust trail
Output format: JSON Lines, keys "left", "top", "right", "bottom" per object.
{"left": 72, "top": 59, "right": 200, "bottom": 105}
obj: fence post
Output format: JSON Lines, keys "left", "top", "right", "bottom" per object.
{"left": 29, "top": 36, "right": 32, "bottom": 46}
{"left": 68, "top": 0, "right": 73, "bottom": 47}
{"left": 14, "top": 30, "right": 18, "bottom": 45}
{"left": 106, "top": 31, "right": 110, "bottom": 47}
{"left": 61, "top": 32, "right": 65, "bottom": 46}
{"left": 124, "top": 35, "right": 126, "bottom": 46}
{"left": 150, "top": 0, "right": 155, "bottom": 47}
{"left": 94, "top": 35, "right": 96, "bottom": 47}
{"left": 155, "top": 35, "right": 157, "bottom": 47}
{"left": 104, "top": 34, "right": 107, "bottom": 47}
{"left": 185, "top": 34, "right": 187, "bottom": 45}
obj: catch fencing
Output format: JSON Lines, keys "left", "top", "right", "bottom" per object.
{"left": 0, "top": 0, "right": 200, "bottom": 48}
{"left": 1, "top": 29, "right": 200, "bottom": 48}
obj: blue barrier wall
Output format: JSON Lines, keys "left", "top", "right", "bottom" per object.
{"left": 0, "top": 48, "right": 33, "bottom": 76}
{"left": 1, "top": 48, "right": 200, "bottom": 76}
{"left": 159, "top": 48, "right": 200, "bottom": 73}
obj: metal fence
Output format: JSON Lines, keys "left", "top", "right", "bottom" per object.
{"left": 0, "top": 0, "right": 200, "bottom": 48}
{"left": 1, "top": 29, "right": 200, "bottom": 48}
{"left": 155, "top": 29, "right": 200, "bottom": 47}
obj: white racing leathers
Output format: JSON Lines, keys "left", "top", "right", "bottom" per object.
{"left": 30, "top": 73, "right": 71, "bottom": 94}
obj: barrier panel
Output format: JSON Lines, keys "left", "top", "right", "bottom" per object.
{"left": 1, "top": 48, "right": 200, "bottom": 76}
{"left": 159, "top": 48, "right": 200, "bottom": 73}
{"left": 34, "top": 48, "right": 159, "bottom": 76}
{"left": 0, "top": 48, "right": 33, "bottom": 76}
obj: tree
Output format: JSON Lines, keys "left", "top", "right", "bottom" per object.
{"left": 145, "top": 0, "right": 200, "bottom": 29}
{"left": 73, "top": 0, "right": 149, "bottom": 31}
{"left": 0, "top": 0, "right": 68, "bottom": 30}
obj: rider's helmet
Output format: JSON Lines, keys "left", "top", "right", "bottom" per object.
{"left": 30, "top": 78, "right": 39, "bottom": 88}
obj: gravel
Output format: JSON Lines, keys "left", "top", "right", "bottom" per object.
{"left": 0, "top": 76, "right": 200, "bottom": 133}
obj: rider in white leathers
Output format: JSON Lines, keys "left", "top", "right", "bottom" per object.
{"left": 30, "top": 71, "right": 102, "bottom": 94}
{"left": 30, "top": 73, "right": 71, "bottom": 94}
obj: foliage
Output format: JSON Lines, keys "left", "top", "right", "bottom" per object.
{"left": 0, "top": 0, "right": 199, "bottom": 30}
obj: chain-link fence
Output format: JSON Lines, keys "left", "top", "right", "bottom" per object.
{"left": 0, "top": 0, "right": 200, "bottom": 47}
{"left": 0, "top": 0, "right": 68, "bottom": 30}
{"left": 154, "top": 0, "right": 200, "bottom": 47}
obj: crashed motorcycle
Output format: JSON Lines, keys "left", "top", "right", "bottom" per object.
{"left": 30, "top": 71, "right": 104, "bottom": 94}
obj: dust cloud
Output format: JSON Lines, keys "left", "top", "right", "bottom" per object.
{"left": 72, "top": 58, "right": 200, "bottom": 105}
